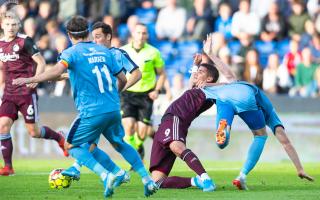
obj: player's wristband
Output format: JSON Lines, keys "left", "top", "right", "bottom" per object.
{"left": 189, "top": 65, "right": 199, "bottom": 73}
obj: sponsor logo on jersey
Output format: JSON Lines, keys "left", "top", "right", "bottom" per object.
{"left": 0, "top": 52, "right": 20, "bottom": 62}
{"left": 13, "top": 44, "right": 19, "bottom": 52}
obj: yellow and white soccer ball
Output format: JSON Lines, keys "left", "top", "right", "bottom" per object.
{"left": 48, "top": 168, "right": 72, "bottom": 189}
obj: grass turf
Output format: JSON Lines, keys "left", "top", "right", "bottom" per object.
{"left": 0, "top": 159, "right": 319, "bottom": 200}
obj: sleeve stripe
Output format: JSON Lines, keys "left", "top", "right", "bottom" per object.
{"left": 119, "top": 49, "right": 139, "bottom": 68}
{"left": 59, "top": 60, "right": 69, "bottom": 68}
{"left": 114, "top": 67, "right": 124, "bottom": 76}
{"left": 129, "top": 66, "right": 139, "bottom": 74}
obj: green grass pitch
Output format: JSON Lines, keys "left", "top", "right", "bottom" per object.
{"left": 0, "top": 159, "right": 319, "bottom": 200}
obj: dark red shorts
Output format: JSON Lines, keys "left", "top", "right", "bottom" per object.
{"left": 0, "top": 94, "right": 39, "bottom": 123}
{"left": 149, "top": 115, "right": 188, "bottom": 175}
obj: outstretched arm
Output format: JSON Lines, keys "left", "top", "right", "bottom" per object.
{"left": 275, "top": 127, "right": 314, "bottom": 181}
{"left": 203, "top": 33, "right": 237, "bottom": 83}
{"left": 122, "top": 68, "right": 141, "bottom": 91}
{"left": 13, "top": 62, "right": 66, "bottom": 86}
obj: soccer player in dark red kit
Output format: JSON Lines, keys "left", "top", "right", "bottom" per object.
{"left": 0, "top": 11, "right": 67, "bottom": 176}
{"left": 150, "top": 62, "right": 217, "bottom": 192}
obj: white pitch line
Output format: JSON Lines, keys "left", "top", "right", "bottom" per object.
{"left": 17, "top": 168, "right": 240, "bottom": 175}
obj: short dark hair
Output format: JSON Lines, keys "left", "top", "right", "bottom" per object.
{"left": 92, "top": 21, "right": 112, "bottom": 39}
{"left": 66, "top": 16, "right": 89, "bottom": 40}
{"left": 199, "top": 63, "right": 219, "bottom": 83}
{"left": 136, "top": 23, "right": 147, "bottom": 28}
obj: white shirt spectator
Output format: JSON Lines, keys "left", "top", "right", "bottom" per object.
{"left": 155, "top": 6, "right": 186, "bottom": 40}
{"left": 231, "top": 11, "right": 261, "bottom": 37}
{"left": 307, "top": 0, "right": 320, "bottom": 19}
{"left": 263, "top": 67, "right": 277, "bottom": 91}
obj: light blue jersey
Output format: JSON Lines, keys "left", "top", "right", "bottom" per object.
{"left": 109, "top": 47, "right": 138, "bottom": 74}
{"left": 202, "top": 83, "right": 259, "bottom": 113}
{"left": 60, "top": 41, "right": 122, "bottom": 118}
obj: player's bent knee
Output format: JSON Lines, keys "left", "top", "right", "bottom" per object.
{"left": 169, "top": 141, "right": 186, "bottom": 157}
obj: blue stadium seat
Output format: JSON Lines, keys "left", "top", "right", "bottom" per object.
{"left": 176, "top": 41, "right": 202, "bottom": 59}
{"left": 146, "top": 23, "right": 157, "bottom": 45}
{"left": 228, "top": 40, "right": 241, "bottom": 55}
{"left": 154, "top": 40, "right": 175, "bottom": 65}
{"left": 117, "top": 24, "right": 130, "bottom": 44}
{"left": 276, "top": 38, "right": 290, "bottom": 58}
{"left": 174, "top": 41, "right": 201, "bottom": 75}
{"left": 254, "top": 40, "right": 276, "bottom": 68}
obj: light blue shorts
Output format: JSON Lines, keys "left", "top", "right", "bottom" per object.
{"left": 216, "top": 100, "right": 266, "bottom": 131}
{"left": 66, "top": 111, "right": 123, "bottom": 147}
{"left": 255, "top": 89, "right": 284, "bottom": 134}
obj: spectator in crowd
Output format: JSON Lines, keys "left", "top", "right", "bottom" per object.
{"left": 186, "top": 0, "right": 213, "bottom": 41}
{"left": 309, "top": 33, "right": 320, "bottom": 63}
{"left": 236, "top": 33, "right": 254, "bottom": 63}
{"left": 155, "top": 0, "right": 186, "bottom": 42}
{"left": 45, "top": 19, "right": 66, "bottom": 50}
{"left": 250, "top": 0, "right": 273, "bottom": 19}
{"left": 243, "top": 49, "right": 263, "bottom": 87}
{"left": 231, "top": 0, "right": 260, "bottom": 40}
{"left": 37, "top": 35, "right": 58, "bottom": 65}
{"left": 26, "top": 0, "right": 38, "bottom": 17}
{"left": 170, "top": 73, "right": 185, "bottom": 100}
{"left": 36, "top": 35, "right": 57, "bottom": 95}
{"left": 307, "top": 0, "right": 320, "bottom": 19}
{"left": 260, "top": 2, "right": 287, "bottom": 42}
{"left": 103, "top": 0, "right": 139, "bottom": 24}
{"left": 210, "top": 32, "right": 230, "bottom": 56}
{"left": 135, "top": 0, "right": 158, "bottom": 25}
{"left": 35, "top": 0, "right": 53, "bottom": 36}
{"left": 316, "top": 68, "right": 320, "bottom": 96}
{"left": 300, "top": 19, "right": 317, "bottom": 49}
{"left": 214, "top": 2, "right": 233, "bottom": 41}
{"left": 102, "top": 15, "right": 116, "bottom": 33}
{"left": 218, "top": 46, "right": 241, "bottom": 81}
{"left": 58, "top": 0, "right": 77, "bottom": 23}
{"left": 53, "top": 35, "right": 70, "bottom": 97}
{"left": 288, "top": 0, "right": 310, "bottom": 41}
{"left": 23, "top": 17, "right": 40, "bottom": 41}
{"left": 290, "top": 48, "right": 319, "bottom": 97}
{"left": 15, "top": 3, "right": 28, "bottom": 26}
{"left": 118, "top": 15, "right": 139, "bottom": 44}
{"left": 263, "top": 53, "right": 280, "bottom": 94}
{"left": 283, "top": 39, "right": 302, "bottom": 82}
{"left": 316, "top": 13, "right": 320, "bottom": 33}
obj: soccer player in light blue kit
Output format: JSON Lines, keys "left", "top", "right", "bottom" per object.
{"left": 62, "top": 21, "right": 145, "bottom": 185}
{"left": 193, "top": 34, "right": 314, "bottom": 190}
{"left": 12, "top": 16, "right": 157, "bottom": 198}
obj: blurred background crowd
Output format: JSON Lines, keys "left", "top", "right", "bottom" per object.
{"left": 1, "top": 0, "right": 320, "bottom": 100}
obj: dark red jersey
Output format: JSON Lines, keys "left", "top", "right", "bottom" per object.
{"left": 163, "top": 88, "right": 215, "bottom": 127}
{"left": 0, "top": 33, "right": 40, "bottom": 95}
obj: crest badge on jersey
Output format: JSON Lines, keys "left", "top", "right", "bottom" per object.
{"left": 13, "top": 44, "right": 19, "bottom": 52}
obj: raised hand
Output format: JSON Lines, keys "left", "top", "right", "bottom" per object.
{"left": 193, "top": 53, "right": 202, "bottom": 66}
{"left": 203, "top": 33, "right": 214, "bottom": 56}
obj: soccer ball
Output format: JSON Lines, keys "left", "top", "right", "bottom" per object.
{"left": 48, "top": 168, "right": 72, "bottom": 189}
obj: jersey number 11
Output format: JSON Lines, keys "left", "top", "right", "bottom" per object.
{"left": 92, "top": 65, "right": 113, "bottom": 93}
